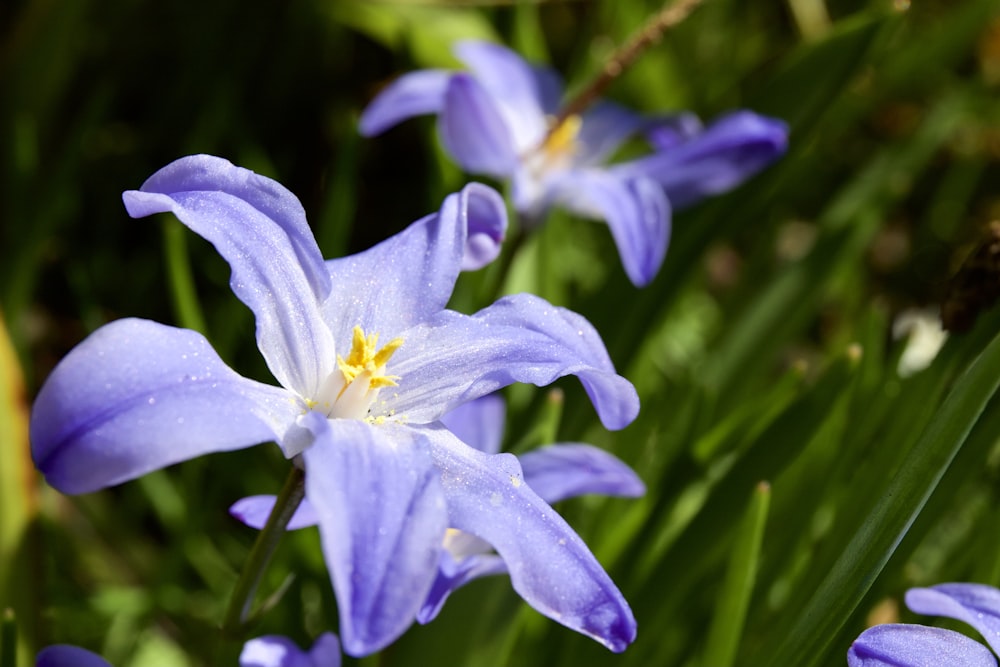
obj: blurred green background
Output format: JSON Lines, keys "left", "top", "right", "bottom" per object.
{"left": 4, "top": 0, "right": 1000, "bottom": 665}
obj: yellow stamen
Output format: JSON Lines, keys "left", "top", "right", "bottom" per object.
{"left": 541, "top": 114, "right": 583, "bottom": 158}
{"left": 336, "top": 325, "right": 403, "bottom": 389}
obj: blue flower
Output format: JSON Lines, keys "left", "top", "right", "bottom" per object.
{"left": 36, "top": 634, "right": 340, "bottom": 667}
{"left": 240, "top": 633, "right": 341, "bottom": 667}
{"left": 848, "top": 583, "right": 1000, "bottom": 666}
{"left": 232, "top": 393, "right": 645, "bottom": 626}
{"left": 30, "top": 155, "right": 640, "bottom": 656}
{"left": 359, "top": 40, "right": 788, "bottom": 286}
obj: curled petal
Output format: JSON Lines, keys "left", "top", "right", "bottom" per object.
{"left": 614, "top": 111, "right": 788, "bottom": 210}
{"left": 519, "top": 444, "right": 646, "bottom": 504}
{"left": 36, "top": 645, "right": 113, "bottom": 667}
{"left": 439, "top": 394, "right": 506, "bottom": 454}
{"left": 123, "top": 154, "right": 335, "bottom": 398}
{"left": 301, "top": 415, "right": 446, "bottom": 656}
{"left": 428, "top": 427, "right": 636, "bottom": 652}
{"left": 417, "top": 551, "right": 507, "bottom": 624}
{"left": 453, "top": 40, "right": 550, "bottom": 150}
{"left": 906, "top": 583, "right": 1000, "bottom": 656}
{"left": 323, "top": 183, "right": 505, "bottom": 343}
{"left": 358, "top": 69, "right": 452, "bottom": 137}
{"left": 554, "top": 171, "right": 670, "bottom": 287}
{"left": 389, "top": 293, "right": 639, "bottom": 430}
{"left": 239, "top": 633, "right": 341, "bottom": 667}
{"left": 230, "top": 495, "right": 319, "bottom": 531}
{"left": 440, "top": 74, "right": 518, "bottom": 177}
{"left": 847, "top": 624, "right": 996, "bottom": 667}
{"left": 31, "top": 318, "right": 299, "bottom": 495}
{"left": 462, "top": 185, "right": 508, "bottom": 271}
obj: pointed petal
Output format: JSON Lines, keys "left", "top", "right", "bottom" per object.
{"left": 323, "top": 183, "right": 505, "bottom": 344}
{"left": 439, "top": 74, "right": 518, "bottom": 177}
{"left": 553, "top": 171, "right": 670, "bottom": 287}
{"left": 389, "top": 293, "right": 639, "bottom": 430}
{"left": 519, "top": 444, "right": 645, "bottom": 504}
{"left": 453, "top": 40, "right": 550, "bottom": 150}
{"left": 439, "top": 394, "right": 506, "bottom": 454}
{"left": 230, "top": 495, "right": 319, "bottom": 531}
{"left": 847, "top": 624, "right": 997, "bottom": 667}
{"left": 36, "top": 645, "right": 114, "bottom": 667}
{"left": 906, "top": 584, "right": 1000, "bottom": 656}
{"left": 31, "top": 318, "right": 298, "bottom": 495}
{"left": 122, "top": 154, "right": 335, "bottom": 397}
{"left": 417, "top": 551, "right": 507, "bottom": 624}
{"left": 428, "top": 427, "right": 636, "bottom": 652}
{"left": 301, "top": 414, "right": 446, "bottom": 657}
{"left": 358, "top": 69, "right": 452, "bottom": 136}
{"left": 613, "top": 111, "right": 788, "bottom": 210}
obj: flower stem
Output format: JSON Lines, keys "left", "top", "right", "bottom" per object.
{"left": 551, "top": 0, "right": 707, "bottom": 129}
{"left": 221, "top": 465, "right": 305, "bottom": 637}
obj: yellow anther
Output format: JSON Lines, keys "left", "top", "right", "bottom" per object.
{"left": 542, "top": 114, "right": 583, "bottom": 157}
{"left": 337, "top": 325, "right": 403, "bottom": 388}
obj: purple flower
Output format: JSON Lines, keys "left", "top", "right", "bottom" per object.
{"left": 240, "top": 633, "right": 340, "bottom": 667}
{"left": 847, "top": 583, "right": 1000, "bottom": 666}
{"left": 36, "top": 634, "right": 340, "bottom": 667}
{"left": 36, "top": 646, "right": 113, "bottom": 667}
{"left": 359, "top": 40, "right": 788, "bottom": 286}
{"left": 30, "top": 155, "right": 640, "bottom": 656}
{"left": 232, "top": 393, "right": 645, "bottom": 626}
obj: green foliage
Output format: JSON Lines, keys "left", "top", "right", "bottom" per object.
{"left": 3, "top": 0, "right": 1000, "bottom": 665}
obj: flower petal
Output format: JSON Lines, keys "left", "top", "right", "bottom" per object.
{"left": 453, "top": 40, "right": 550, "bottom": 150}
{"left": 301, "top": 414, "right": 447, "bottom": 656}
{"left": 36, "top": 645, "right": 114, "bottom": 667}
{"left": 122, "top": 154, "right": 335, "bottom": 397}
{"left": 358, "top": 69, "right": 452, "bottom": 137}
{"left": 461, "top": 184, "right": 508, "bottom": 271}
{"left": 230, "top": 495, "right": 319, "bottom": 531}
{"left": 613, "top": 110, "right": 789, "bottom": 210}
{"left": 906, "top": 583, "right": 1000, "bottom": 656}
{"left": 439, "top": 73, "right": 518, "bottom": 177}
{"left": 576, "top": 101, "right": 647, "bottom": 165}
{"left": 428, "top": 427, "right": 636, "bottom": 652}
{"left": 847, "top": 624, "right": 997, "bottom": 667}
{"left": 239, "top": 632, "right": 341, "bottom": 667}
{"left": 553, "top": 171, "right": 670, "bottom": 287}
{"left": 416, "top": 550, "right": 508, "bottom": 624}
{"left": 389, "top": 293, "right": 639, "bottom": 430}
{"left": 519, "top": 444, "right": 646, "bottom": 504}
{"left": 323, "top": 183, "right": 505, "bottom": 344}
{"left": 31, "top": 318, "right": 298, "bottom": 495}
{"left": 439, "top": 394, "right": 506, "bottom": 454}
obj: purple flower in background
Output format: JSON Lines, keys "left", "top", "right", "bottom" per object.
{"left": 36, "top": 646, "right": 112, "bottom": 667}
{"left": 30, "top": 155, "right": 640, "bottom": 656}
{"left": 847, "top": 583, "right": 1000, "bottom": 666}
{"left": 233, "top": 393, "right": 644, "bottom": 626}
{"left": 359, "top": 40, "right": 788, "bottom": 286}
{"left": 36, "top": 634, "right": 340, "bottom": 667}
{"left": 240, "top": 633, "right": 341, "bottom": 667}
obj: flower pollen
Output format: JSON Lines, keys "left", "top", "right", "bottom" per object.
{"left": 337, "top": 325, "right": 403, "bottom": 391}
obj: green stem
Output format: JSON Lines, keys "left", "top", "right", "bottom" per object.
{"left": 162, "top": 218, "right": 208, "bottom": 335}
{"left": 1, "top": 609, "right": 15, "bottom": 667}
{"left": 221, "top": 465, "right": 305, "bottom": 637}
